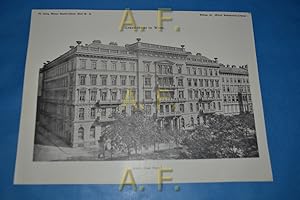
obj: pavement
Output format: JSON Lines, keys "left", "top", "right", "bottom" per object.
{"left": 33, "top": 129, "right": 182, "bottom": 161}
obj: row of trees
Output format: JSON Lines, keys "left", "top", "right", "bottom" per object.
{"left": 101, "top": 111, "right": 184, "bottom": 159}
{"left": 100, "top": 111, "right": 258, "bottom": 159}
{"left": 181, "top": 113, "right": 259, "bottom": 159}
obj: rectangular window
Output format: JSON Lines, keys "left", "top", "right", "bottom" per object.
{"left": 195, "top": 91, "right": 199, "bottom": 99}
{"left": 187, "top": 79, "right": 192, "bottom": 86}
{"left": 80, "top": 59, "right": 86, "bottom": 69}
{"left": 120, "top": 76, "right": 126, "bottom": 86}
{"left": 129, "top": 76, "right": 135, "bottom": 86}
{"left": 90, "top": 90, "right": 97, "bottom": 101}
{"left": 129, "top": 63, "right": 135, "bottom": 71}
{"left": 199, "top": 79, "right": 203, "bottom": 87}
{"left": 121, "top": 62, "right": 126, "bottom": 71}
{"left": 178, "top": 78, "right": 183, "bottom": 86}
{"left": 165, "top": 105, "right": 170, "bottom": 113}
{"left": 97, "top": 75, "right": 106, "bottom": 86}
{"left": 111, "top": 62, "right": 117, "bottom": 71}
{"left": 160, "top": 105, "right": 164, "bottom": 113}
{"left": 179, "top": 91, "right": 184, "bottom": 98}
{"left": 145, "top": 91, "right": 152, "bottom": 100}
{"left": 79, "top": 75, "right": 86, "bottom": 85}
{"left": 144, "top": 63, "right": 150, "bottom": 72}
{"left": 215, "top": 69, "right": 218, "bottom": 76}
{"left": 205, "top": 79, "right": 209, "bottom": 87}
{"left": 101, "top": 76, "right": 107, "bottom": 86}
{"left": 210, "top": 80, "right": 214, "bottom": 87}
{"left": 90, "top": 107, "right": 96, "bottom": 119}
{"left": 91, "top": 60, "right": 97, "bottom": 69}
{"left": 171, "top": 104, "right": 175, "bottom": 112}
{"left": 179, "top": 104, "right": 184, "bottom": 112}
{"left": 193, "top": 67, "right": 197, "bottom": 75}
{"left": 101, "top": 108, "right": 106, "bottom": 117}
{"left": 79, "top": 108, "right": 84, "bottom": 120}
{"left": 79, "top": 90, "right": 86, "bottom": 102}
{"left": 199, "top": 68, "right": 202, "bottom": 75}
{"left": 111, "top": 91, "right": 117, "bottom": 101}
{"left": 101, "top": 91, "right": 107, "bottom": 101}
{"left": 145, "top": 105, "right": 151, "bottom": 115}
{"left": 188, "top": 90, "right": 193, "bottom": 99}
{"left": 101, "top": 61, "right": 107, "bottom": 70}
{"left": 145, "top": 77, "right": 151, "bottom": 86}
{"left": 215, "top": 80, "right": 219, "bottom": 87}
{"left": 111, "top": 75, "right": 117, "bottom": 85}
{"left": 178, "top": 66, "right": 182, "bottom": 74}
{"left": 90, "top": 75, "right": 97, "bottom": 85}
{"left": 193, "top": 79, "right": 197, "bottom": 87}
{"left": 190, "top": 103, "right": 193, "bottom": 112}
{"left": 186, "top": 67, "right": 191, "bottom": 74}
{"left": 121, "top": 90, "right": 127, "bottom": 100}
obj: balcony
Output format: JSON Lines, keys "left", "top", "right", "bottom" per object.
{"left": 158, "top": 84, "right": 177, "bottom": 90}
{"left": 95, "top": 99, "right": 122, "bottom": 107}
{"left": 199, "top": 97, "right": 215, "bottom": 102}
{"left": 199, "top": 109, "right": 216, "bottom": 114}
{"left": 158, "top": 111, "right": 181, "bottom": 117}
{"left": 159, "top": 97, "right": 178, "bottom": 103}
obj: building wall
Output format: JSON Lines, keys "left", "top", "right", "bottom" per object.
{"left": 220, "top": 66, "right": 252, "bottom": 115}
{"left": 37, "top": 41, "right": 253, "bottom": 147}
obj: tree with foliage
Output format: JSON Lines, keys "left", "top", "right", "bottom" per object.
{"left": 180, "top": 113, "right": 259, "bottom": 159}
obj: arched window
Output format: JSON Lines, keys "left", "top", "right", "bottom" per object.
{"left": 90, "top": 126, "right": 95, "bottom": 139}
{"left": 181, "top": 118, "right": 185, "bottom": 128}
{"left": 78, "top": 127, "right": 84, "bottom": 140}
{"left": 197, "top": 115, "right": 200, "bottom": 125}
{"left": 191, "top": 117, "right": 194, "bottom": 126}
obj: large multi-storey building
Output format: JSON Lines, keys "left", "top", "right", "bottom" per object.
{"left": 219, "top": 64, "right": 252, "bottom": 115}
{"left": 36, "top": 39, "right": 252, "bottom": 147}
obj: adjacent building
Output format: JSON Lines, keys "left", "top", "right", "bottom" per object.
{"left": 219, "top": 64, "right": 252, "bottom": 115}
{"left": 36, "top": 39, "right": 252, "bottom": 147}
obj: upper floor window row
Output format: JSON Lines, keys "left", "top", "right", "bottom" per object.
{"left": 78, "top": 59, "right": 136, "bottom": 71}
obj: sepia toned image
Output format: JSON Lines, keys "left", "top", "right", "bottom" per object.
{"left": 14, "top": 10, "right": 272, "bottom": 184}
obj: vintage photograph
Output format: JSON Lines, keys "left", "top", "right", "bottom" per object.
{"left": 14, "top": 10, "right": 272, "bottom": 184}
{"left": 34, "top": 39, "right": 258, "bottom": 161}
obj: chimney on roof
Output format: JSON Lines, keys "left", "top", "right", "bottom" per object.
{"left": 93, "top": 40, "right": 101, "bottom": 44}
{"left": 109, "top": 42, "right": 118, "bottom": 46}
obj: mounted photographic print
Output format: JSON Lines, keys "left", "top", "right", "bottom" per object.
{"left": 14, "top": 9, "right": 272, "bottom": 184}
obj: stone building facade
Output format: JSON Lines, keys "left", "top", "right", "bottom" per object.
{"left": 219, "top": 64, "right": 252, "bottom": 115}
{"left": 36, "top": 39, "right": 252, "bottom": 147}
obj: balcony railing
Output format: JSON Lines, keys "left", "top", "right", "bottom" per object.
{"left": 158, "top": 111, "right": 181, "bottom": 117}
